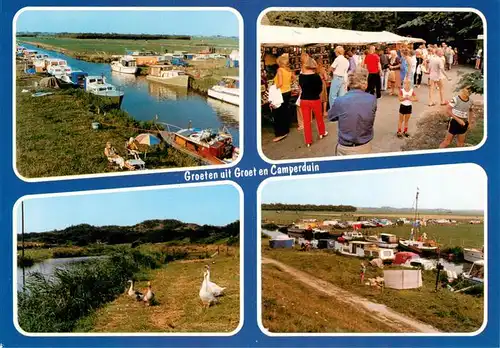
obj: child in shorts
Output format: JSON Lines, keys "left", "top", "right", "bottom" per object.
{"left": 439, "top": 86, "right": 474, "bottom": 148}
{"left": 397, "top": 79, "right": 418, "bottom": 138}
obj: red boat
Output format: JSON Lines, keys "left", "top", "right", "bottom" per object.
{"left": 159, "top": 125, "right": 238, "bottom": 165}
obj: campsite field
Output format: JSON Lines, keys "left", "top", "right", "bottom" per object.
{"left": 263, "top": 209, "right": 483, "bottom": 223}
{"left": 18, "top": 36, "right": 238, "bottom": 56}
{"left": 261, "top": 244, "right": 484, "bottom": 333}
{"left": 81, "top": 253, "right": 240, "bottom": 333}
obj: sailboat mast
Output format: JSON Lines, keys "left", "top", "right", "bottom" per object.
{"left": 414, "top": 188, "right": 420, "bottom": 237}
{"left": 21, "top": 201, "right": 25, "bottom": 260}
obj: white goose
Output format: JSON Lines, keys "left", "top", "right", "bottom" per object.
{"left": 199, "top": 269, "right": 218, "bottom": 308}
{"left": 205, "top": 265, "right": 225, "bottom": 296}
{"left": 127, "top": 280, "right": 144, "bottom": 301}
{"left": 142, "top": 281, "right": 155, "bottom": 306}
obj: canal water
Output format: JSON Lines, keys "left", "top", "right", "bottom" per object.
{"left": 22, "top": 44, "right": 240, "bottom": 146}
{"left": 17, "top": 256, "right": 102, "bottom": 291}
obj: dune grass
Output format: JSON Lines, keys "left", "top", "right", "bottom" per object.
{"left": 15, "top": 69, "right": 198, "bottom": 178}
{"left": 262, "top": 246, "right": 484, "bottom": 333}
{"left": 262, "top": 264, "right": 397, "bottom": 333}
{"left": 86, "top": 254, "right": 240, "bottom": 333}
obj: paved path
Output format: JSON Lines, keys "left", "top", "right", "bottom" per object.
{"left": 262, "top": 66, "right": 481, "bottom": 160}
{"left": 262, "top": 256, "right": 441, "bottom": 333}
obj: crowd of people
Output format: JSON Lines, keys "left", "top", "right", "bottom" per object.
{"left": 265, "top": 41, "right": 479, "bottom": 155}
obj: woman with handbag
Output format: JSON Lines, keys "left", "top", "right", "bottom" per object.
{"left": 271, "top": 54, "right": 295, "bottom": 142}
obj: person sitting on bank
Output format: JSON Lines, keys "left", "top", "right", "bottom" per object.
{"left": 328, "top": 68, "right": 376, "bottom": 156}
{"left": 126, "top": 137, "right": 141, "bottom": 159}
{"left": 105, "top": 141, "right": 135, "bottom": 170}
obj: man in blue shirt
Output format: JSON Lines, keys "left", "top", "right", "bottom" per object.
{"left": 328, "top": 68, "right": 377, "bottom": 156}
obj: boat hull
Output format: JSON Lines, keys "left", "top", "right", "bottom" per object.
{"left": 146, "top": 75, "right": 189, "bottom": 88}
{"left": 111, "top": 64, "right": 138, "bottom": 75}
{"left": 90, "top": 93, "right": 124, "bottom": 108}
{"left": 463, "top": 248, "right": 483, "bottom": 263}
{"left": 208, "top": 88, "right": 240, "bottom": 106}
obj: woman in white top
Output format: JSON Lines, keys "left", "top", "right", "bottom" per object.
{"left": 328, "top": 45, "right": 349, "bottom": 109}
{"left": 397, "top": 79, "right": 418, "bottom": 138}
{"left": 475, "top": 48, "right": 482, "bottom": 70}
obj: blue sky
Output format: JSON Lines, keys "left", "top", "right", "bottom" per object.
{"left": 17, "top": 185, "right": 240, "bottom": 233}
{"left": 16, "top": 10, "right": 239, "bottom": 37}
{"left": 261, "top": 165, "right": 485, "bottom": 211}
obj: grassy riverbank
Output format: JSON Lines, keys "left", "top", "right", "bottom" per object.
{"left": 262, "top": 246, "right": 484, "bottom": 333}
{"left": 16, "top": 68, "right": 199, "bottom": 178}
{"left": 18, "top": 244, "right": 239, "bottom": 333}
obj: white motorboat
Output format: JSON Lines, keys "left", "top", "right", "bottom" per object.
{"left": 46, "top": 58, "right": 71, "bottom": 76}
{"left": 84, "top": 75, "right": 125, "bottom": 106}
{"left": 208, "top": 76, "right": 240, "bottom": 106}
{"left": 342, "top": 230, "right": 364, "bottom": 241}
{"left": 146, "top": 64, "right": 189, "bottom": 88}
{"left": 463, "top": 247, "right": 484, "bottom": 263}
{"left": 368, "top": 233, "right": 399, "bottom": 249}
{"left": 110, "top": 56, "right": 138, "bottom": 75}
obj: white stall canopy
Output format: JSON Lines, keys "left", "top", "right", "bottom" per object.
{"left": 260, "top": 25, "right": 425, "bottom": 47}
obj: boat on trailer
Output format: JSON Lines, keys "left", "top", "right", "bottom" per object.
{"left": 158, "top": 123, "right": 238, "bottom": 165}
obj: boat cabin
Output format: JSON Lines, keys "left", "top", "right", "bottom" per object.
{"left": 149, "top": 65, "right": 186, "bottom": 78}
{"left": 337, "top": 241, "right": 378, "bottom": 257}
{"left": 23, "top": 49, "right": 38, "bottom": 58}
{"left": 380, "top": 233, "right": 397, "bottom": 242}
{"left": 68, "top": 70, "right": 88, "bottom": 87}
{"left": 120, "top": 56, "right": 137, "bottom": 67}
{"left": 343, "top": 231, "right": 364, "bottom": 240}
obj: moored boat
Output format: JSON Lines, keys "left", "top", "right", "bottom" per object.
{"left": 84, "top": 75, "right": 124, "bottom": 107}
{"left": 398, "top": 188, "right": 439, "bottom": 255}
{"left": 46, "top": 58, "right": 71, "bottom": 76}
{"left": 146, "top": 65, "right": 189, "bottom": 88}
{"left": 57, "top": 70, "right": 88, "bottom": 89}
{"left": 463, "top": 247, "right": 484, "bottom": 263}
{"left": 208, "top": 76, "right": 240, "bottom": 106}
{"left": 158, "top": 125, "right": 237, "bottom": 165}
{"left": 110, "top": 56, "right": 138, "bottom": 75}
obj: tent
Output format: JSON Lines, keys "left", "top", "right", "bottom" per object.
{"left": 384, "top": 269, "right": 423, "bottom": 289}
{"left": 259, "top": 25, "right": 425, "bottom": 47}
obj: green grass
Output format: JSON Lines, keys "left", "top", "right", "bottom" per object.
{"left": 262, "top": 264, "right": 397, "bottom": 333}
{"left": 16, "top": 68, "right": 199, "bottom": 178}
{"left": 85, "top": 253, "right": 240, "bottom": 333}
{"left": 262, "top": 247, "right": 484, "bottom": 333}
{"left": 19, "top": 36, "right": 238, "bottom": 56}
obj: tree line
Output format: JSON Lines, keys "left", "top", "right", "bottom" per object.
{"left": 17, "top": 32, "right": 192, "bottom": 40}
{"left": 264, "top": 11, "right": 483, "bottom": 48}
{"left": 20, "top": 219, "right": 239, "bottom": 246}
{"left": 262, "top": 203, "right": 357, "bottom": 212}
